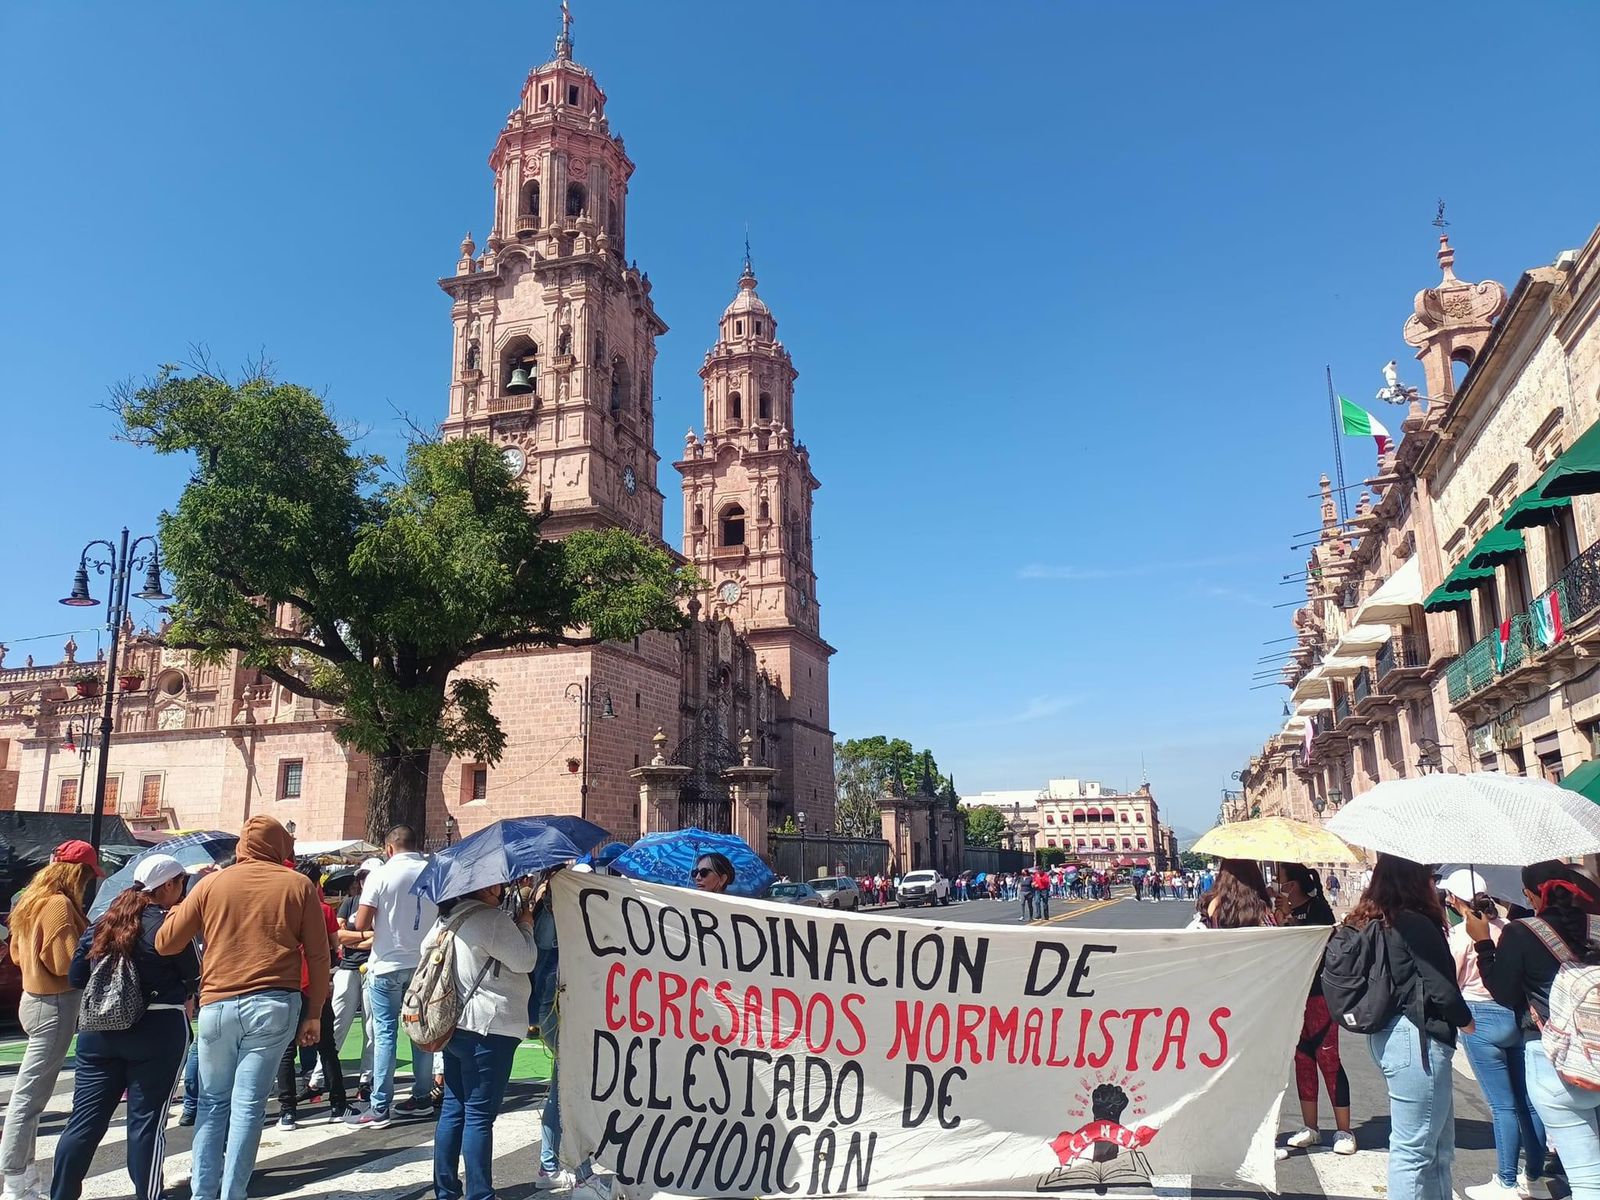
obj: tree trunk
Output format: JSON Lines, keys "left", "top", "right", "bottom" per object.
{"left": 368, "top": 745, "right": 432, "bottom": 846}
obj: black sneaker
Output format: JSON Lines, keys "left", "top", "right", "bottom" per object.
{"left": 393, "top": 1097, "right": 436, "bottom": 1118}
{"left": 178, "top": 1112, "right": 195, "bottom": 1127}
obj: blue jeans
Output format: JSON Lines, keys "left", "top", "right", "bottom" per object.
{"left": 369, "top": 968, "right": 434, "bottom": 1114}
{"left": 1526, "top": 1040, "right": 1600, "bottom": 1200}
{"left": 539, "top": 1055, "right": 594, "bottom": 1181}
{"left": 192, "top": 990, "right": 298, "bottom": 1200}
{"left": 434, "top": 1029, "right": 518, "bottom": 1200}
{"left": 1462, "top": 1001, "right": 1545, "bottom": 1186}
{"left": 1368, "top": 1014, "right": 1456, "bottom": 1200}
{"left": 182, "top": 1039, "right": 199, "bottom": 1118}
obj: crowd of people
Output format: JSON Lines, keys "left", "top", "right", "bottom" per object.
{"left": 1194, "top": 851, "right": 1600, "bottom": 1200}
{"left": 8, "top": 819, "right": 1600, "bottom": 1200}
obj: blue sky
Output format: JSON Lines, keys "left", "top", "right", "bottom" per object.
{"left": 3, "top": 2, "right": 1599, "bottom": 834}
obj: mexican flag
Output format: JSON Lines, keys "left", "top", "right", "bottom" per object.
{"left": 1533, "top": 589, "right": 1565, "bottom": 649}
{"left": 1340, "top": 396, "right": 1391, "bottom": 456}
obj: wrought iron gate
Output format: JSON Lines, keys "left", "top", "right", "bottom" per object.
{"left": 670, "top": 723, "right": 739, "bottom": 833}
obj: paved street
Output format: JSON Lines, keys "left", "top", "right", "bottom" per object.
{"left": 0, "top": 893, "right": 1526, "bottom": 1200}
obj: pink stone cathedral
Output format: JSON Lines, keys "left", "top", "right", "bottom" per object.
{"left": 0, "top": 25, "right": 837, "bottom": 845}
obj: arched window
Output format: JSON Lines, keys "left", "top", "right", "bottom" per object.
{"left": 501, "top": 335, "right": 539, "bottom": 396}
{"left": 606, "top": 195, "right": 620, "bottom": 240}
{"left": 464, "top": 341, "right": 480, "bottom": 372}
{"left": 523, "top": 181, "right": 541, "bottom": 221}
{"left": 721, "top": 505, "right": 746, "bottom": 547}
{"left": 692, "top": 505, "right": 704, "bottom": 529}
{"left": 758, "top": 498, "right": 770, "bottom": 522}
{"left": 727, "top": 391, "right": 742, "bottom": 421}
{"left": 758, "top": 392, "right": 772, "bottom": 420}
{"left": 1451, "top": 351, "right": 1473, "bottom": 390}
{"left": 1076, "top": 838, "right": 1087, "bottom": 849}
{"left": 566, "top": 182, "right": 586, "bottom": 219}
{"left": 610, "top": 357, "right": 627, "bottom": 414}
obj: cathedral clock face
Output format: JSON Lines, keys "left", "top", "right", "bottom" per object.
{"left": 622, "top": 465, "right": 637, "bottom": 495}
{"left": 719, "top": 580, "right": 742, "bottom": 605}
{"left": 502, "top": 447, "right": 526, "bottom": 478}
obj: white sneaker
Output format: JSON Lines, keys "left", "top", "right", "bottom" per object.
{"left": 2, "top": 1176, "right": 39, "bottom": 1200}
{"left": 533, "top": 1170, "right": 578, "bottom": 1191}
{"left": 1285, "top": 1127, "right": 1321, "bottom": 1149}
{"left": 1465, "top": 1181, "right": 1522, "bottom": 1200}
{"left": 1332, "top": 1131, "right": 1357, "bottom": 1155}
{"left": 1518, "top": 1176, "right": 1553, "bottom": 1200}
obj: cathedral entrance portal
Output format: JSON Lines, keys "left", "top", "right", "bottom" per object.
{"left": 670, "top": 721, "right": 738, "bottom": 833}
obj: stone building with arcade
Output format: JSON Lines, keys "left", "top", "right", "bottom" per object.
{"left": 0, "top": 21, "right": 836, "bottom": 849}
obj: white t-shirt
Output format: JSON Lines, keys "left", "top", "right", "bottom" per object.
{"left": 362, "top": 851, "right": 438, "bottom": 976}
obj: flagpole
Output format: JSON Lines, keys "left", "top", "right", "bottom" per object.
{"left": 1326, "top": 366, "right": 1349, "bottom": 524}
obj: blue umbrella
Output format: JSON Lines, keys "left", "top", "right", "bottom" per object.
{"left": 90, "top": 830, "right": 238, "bottom": 918}
{"left": 411, "top": 817, "right": 597, "bottom": 904}
{"left": 610, "top": 829, "right": 774, "bottom": 898}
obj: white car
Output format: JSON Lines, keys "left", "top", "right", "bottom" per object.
{"left": 896, "top": 869, "right": 951, "bottom": 907}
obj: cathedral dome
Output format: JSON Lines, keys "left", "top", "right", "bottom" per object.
{"left": 722, "top": 268, "right": 771, "bottom": 320}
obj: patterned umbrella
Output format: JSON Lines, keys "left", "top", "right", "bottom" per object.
{"left": 610, "top": 828, "right": 774, "bottom": 898}
{"left": 1190, "top": 816, "right": 1356, "bottom": 864}
{"left": 89, "top": 829, "right": 238, "bottom": 918}
{"left": 1328, "top": 772, "right": 1600, "bottom": 865}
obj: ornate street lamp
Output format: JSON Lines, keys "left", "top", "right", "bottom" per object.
{"left": 59, "top": 528, "right": 169, "bottom": 852}
{"left": 62, "top": 721, "right": 93, "bottom": 815}
{"left": 564, "top": 676, "right": 616, "bottom": 821}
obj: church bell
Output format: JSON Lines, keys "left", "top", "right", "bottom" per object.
{"left": 505, "top": 366, "right": 535, "bottom": 395}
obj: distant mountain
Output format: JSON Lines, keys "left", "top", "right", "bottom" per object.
{"left": 1169, "top": 826, "right": 1205, "bottom": 850}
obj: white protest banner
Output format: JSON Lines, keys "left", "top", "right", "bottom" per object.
{"left": 553, "top": 873, "right": 1328, "bottom": 1197}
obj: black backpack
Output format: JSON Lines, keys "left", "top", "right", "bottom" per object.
{"left": 1321, "top": 921, "right": 1398, "bottom": 1033}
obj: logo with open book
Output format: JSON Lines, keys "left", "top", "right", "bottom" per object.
{"left": 1038, "top": 1078, "right": 1158, "bottom": 1194}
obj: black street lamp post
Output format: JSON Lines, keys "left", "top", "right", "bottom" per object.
{"left": 62, "top": 722, "right": 92, "bottom": 815}
{"left": 564, "top": 675, "right": 615, "bottom": 823}
{"left": 60, "top": 527, "right": 169, "bottom": 853}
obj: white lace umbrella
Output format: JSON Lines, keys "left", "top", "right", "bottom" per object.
{"left": 1326, "top": 773, "right": 1600, "bottom": 865}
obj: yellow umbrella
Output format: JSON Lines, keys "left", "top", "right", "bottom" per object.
{"left": 1190, "top": 816, "right": 1356, "bottom": 864}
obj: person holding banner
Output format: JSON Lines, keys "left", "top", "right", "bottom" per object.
{"left": 1275, "top": 864, "right": 1356, "bottom": 1157}
{"left": 1202, "top": 859, "right": 1272, "bottom": 929}
{"left": 1350, "top": 855, "right": 1473, "bottom": 1200}
{"left": 692, "top": 853, "right": 735, "bottom": 894}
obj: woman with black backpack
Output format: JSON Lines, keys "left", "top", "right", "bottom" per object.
{"left": 1469, "top": 860, "right": 1600, "bottom": 1200}
{"left": 1346, "top": 854, "right": 1473, "bottom": 1200}
{"left": 50, "top": 853, "right": 199, "bottom": 1200}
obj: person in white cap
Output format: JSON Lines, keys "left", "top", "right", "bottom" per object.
{"left": 50, "top": 853, "right": 199, "bottom": 1200}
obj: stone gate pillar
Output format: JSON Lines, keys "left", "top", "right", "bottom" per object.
{"left": 723, "top": 730, "right": 777, "bottom": 856}
{"left": 629, "top": 729, "right": 691, "bottom": 836}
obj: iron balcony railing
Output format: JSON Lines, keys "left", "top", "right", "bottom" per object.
{"left": 1444, "top": 537, "right": 1600, "bottom": 706}
{"left": 1313, "top": 711, "right": 1334, "bottom": 738}
{"left": 1334, "top": 693, "right": 1352, "bottom": 725}
{"left": 1375, "top": 634, "right": 1424, "bottom": 680}
{"left": 1353, "top": 665, "right": 1372, "bottom": 705}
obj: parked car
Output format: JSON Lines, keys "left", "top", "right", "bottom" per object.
{"left": 766, "top": 881, "right": 826, "bottom": 907}
{"left": 897, "top": 869, "right": 950, "bottom": 907}
{"left": 811, "top": 876, "right": 861, "bottom": 910}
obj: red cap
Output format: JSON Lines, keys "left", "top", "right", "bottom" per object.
{"left": 52, "top": 839, "right": 105, "bottom": 878}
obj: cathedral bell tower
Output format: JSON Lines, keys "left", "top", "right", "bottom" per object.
{"left": 439, "top": 10, "right": 667, "bottom": 539}
{"left": 677, "top": 255, "right": 837, "bottom": 826}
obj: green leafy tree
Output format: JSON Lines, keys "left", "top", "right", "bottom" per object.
{"left": 833, "top": 736, "right": 953, "bottom": 837}
{"left": 1179, "top": 850, "right": 1211, "bottom": 871}
{"left": 961, "top": 804, "right": 1007, "bottom": 848}
{"left": 117, "top": 364, "right": 695, "bottom": 841}
{"left": 1035, "top": 847, "right": 1066, "bottom": 867}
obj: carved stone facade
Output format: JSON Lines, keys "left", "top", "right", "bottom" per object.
{"left": 0, "top": 23, "right": 836, "bottom": 846}
{"left": 1238, "top": 223, "right": 1600, "bottom": 826}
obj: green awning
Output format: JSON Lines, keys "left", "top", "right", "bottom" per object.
{"left": 1466, "top": 521, "right": 1526, "bottom": 569}
{"left": 1423, "top": 580, "right": 1472, "bottom": 612}
{"left": 1503, "top": 483, "right": 1571, "bottom": 531}
{"left": 1538, "top": 421, "right": 1600, "bottom": 501}
{"left": 1561, "top": 758, "right": 1600, "bottom": 804}
{"left": 1444, "top": 562, "right": 1497, "bottom": 593}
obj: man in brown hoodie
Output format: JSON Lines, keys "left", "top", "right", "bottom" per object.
{"left": 156, "top": 816, "right": 329, "bottom": 1200}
